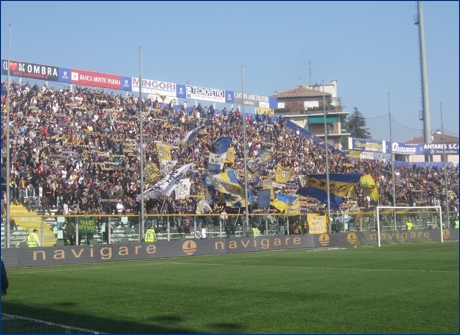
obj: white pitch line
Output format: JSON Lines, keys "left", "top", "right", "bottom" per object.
{"left": 14, "top": 260, "right": 456, "bottom": 275}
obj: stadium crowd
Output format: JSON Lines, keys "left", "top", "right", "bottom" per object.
{"left": 1, "top": 80, "right": 458, "bottom": 224}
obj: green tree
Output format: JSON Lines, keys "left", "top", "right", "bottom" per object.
{"left": 346, "top": 107, "right": 371, "bottom": 139}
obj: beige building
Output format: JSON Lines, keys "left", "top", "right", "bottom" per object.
{"left": 401, "top": 131, "right": 459, "bottom": 163}
{"left": 272, "top": 80, "right": 350, "bottom": 150}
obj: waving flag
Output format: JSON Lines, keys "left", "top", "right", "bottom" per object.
{"left": 258, "top": 149, "right": 273, "bottom": 163}
{"left": 156, "top": 143, "right": 171, "bottom": 161}
{"left": 360, "top": 174, "right": 379, "bottom": 201}
{"left": 184, "top": 124, "right": 205, "bottom": 143}
{"left": 211, "top": 136, "right": 232, "bottom": 154}
{"left": 275, "top": 166, "right": 293, "bottom": 183}
{"left": 270, "top": 194, "right": 295, "bottom": 213}
{"left": 211, "top": 170, "right": 245, "bottom": 206}
{"left": 249, "top": 167, "right": 260, "bottom": 185}
{"left": 296, "top": 173, "right": 362, "bottom": 210}
{"left": 137, "top": 162, "right": 194, "bottom": 201}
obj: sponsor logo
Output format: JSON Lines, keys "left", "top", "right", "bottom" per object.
{"left": 214, "top": 237, "right": 302, "bottom": 251}
{"left": 319, "top": 234, "right": 329, "bottom": 246}
{"left": 443, "top": 229, "right": 450, "bottom": 240}
{"left": 182, "top": 240, "right": 197, "bottom": 255}
{"left": 347, "top": 232, "right": 358, "bottom": 245}
{"left": 369, "top": 231, "right": 431, "bottom": 241}
{"left": 2, "top": 60, "right": 58, "bottom": 80}
{"left": 31, "top": 244, "right": 157, "bottom": 262}
{"left": 392, "top": 142, "right": 417, "bottom": 153}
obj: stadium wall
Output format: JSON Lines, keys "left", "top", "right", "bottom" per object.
{"left": 3, "top": 229, "right": 458, "bottom": 268}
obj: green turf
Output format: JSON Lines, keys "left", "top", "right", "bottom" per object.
{"left": 2, "top": 242, "right": 458, "bottom": 334}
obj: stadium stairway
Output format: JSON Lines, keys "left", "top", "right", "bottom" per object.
{"left": 9, "top": 204, "right": 57, "bottom": 247}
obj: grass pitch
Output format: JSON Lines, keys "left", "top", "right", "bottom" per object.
{"left": 2, "top": 242, "right": 458, "bottom": 334}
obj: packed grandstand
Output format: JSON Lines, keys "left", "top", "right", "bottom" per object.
{"left": 1, "top": 80, "right": 458, "bottom": 222}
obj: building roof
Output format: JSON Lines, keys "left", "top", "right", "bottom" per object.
{"left": 405, "top": 132, "right": 459, "bottom": 144}
{"left": 273, "top": 86, "right": 331, "bottom": 99}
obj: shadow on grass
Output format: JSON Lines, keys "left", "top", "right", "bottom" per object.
{"left": 3, "top": 301, "right": 243, "bottom": 334}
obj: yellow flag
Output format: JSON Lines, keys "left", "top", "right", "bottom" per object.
{"left": 224, "top": 147, "right": 235, "bottom": 163}
{"left": 156, "top": 143, "right": 171, "bottom": 161}
{"left": 270, "top": 199, "right": 288, "bottom": 213}
{"left": 275, "top": 166, "right": 293, "bottom": 183}
{"left": 144, "top": 163, "right": 160, "bottom": 184}
{"left": 360, "top": 174, "right": 379, "bottom": 201}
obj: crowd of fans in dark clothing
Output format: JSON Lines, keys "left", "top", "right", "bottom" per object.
{"left": 1, "top": 80, "right": 458, "bottom": 222}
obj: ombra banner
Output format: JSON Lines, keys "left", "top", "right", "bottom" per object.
{"left": 71, "top": 69, "right": 121, "bottom": 90}
{"left": 2, "top": 59, "right": 59, "bottom": 81}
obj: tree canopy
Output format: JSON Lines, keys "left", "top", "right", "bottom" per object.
{"left": 346, "top": 107, "right": 371, "bottom": 139}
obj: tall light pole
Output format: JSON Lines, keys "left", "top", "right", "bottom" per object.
{"left": 241, "top": 65, "right": 249, "bottom": 234}
{"left": 440, "top": 103, "right": 449, "bottom": 228}
{"left": 388, "top": 93, "right": 397, "bottom": 229}
{"left": 322, "top": 81, "right": 331, "bottom": 232}
{"left": 415, "top": 1, "right": 432, "bottom": 162}
{"left": 5, "top": 23, "right": 11, "bottom": 248}
{"left": 139, "top": 47, "right": 145, "bottom": 241}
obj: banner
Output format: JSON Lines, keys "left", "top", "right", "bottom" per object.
{"left": 186, "top": 85, "right": 225, "bottom": 103}
{"left": 77, "top": 217, "right": 96, "bottom": 233}
{"left": 257, "top": 189, "right": 271, "bottom": 209}
{"left": 297, "top": 173, "right": 362, "bottom": 210}
{"left": 307, "top": 214, "right": 328, "bottom": 234}
{"left": 286, "top": 198, "right": 300, "bottom": 215}
{"left": 175, "top": 178, "right": 191, "bottom": 200}
{"left": 58, "top": 68, "right": 71, "bottom": 83}
{"left": 275, "top": 166, "right": 293, "bottom": 183}
{"left": 255, "top": 107, "right": 274, "bottom": 115}
{"left": 156, "top": 143, "right": 172, "bottom": 161}
{"left": 349, "top": 138, "right": 387, "bottom": 153}
{"left": 138, "top": 163, "right": 194, "bottom": 201}
{"left": 209, "top": 152, "right": 226, "bottom": 169}
{"left": 349, "top": 150, "right": 374, "bottom": 160}
{"left": 71, "top": 69, "right": 121, "bottom": 89}
{"left": 262, "top": 180, "right": 275, "bottom": 199}
{"left": 2, "top": 59, "right": 59, "bottom": 81}
{"left": 132, "top": 78, "right": 177, "bottom": 96}
{"left": 421, "top": 143, "right": 459, "bottom": 155}
{"left": 160, "top": 160, "right": 177, "bottom": 176}
{"left": 233, "top": 92, "right": 270, "bottom": 108}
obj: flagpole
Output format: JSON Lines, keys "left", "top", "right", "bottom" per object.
{"left": 5, "top": 23, "right": 11, "bottom": 248}
{"left": 139, "top": 46, "right": 145, "bottom": 241}
{"left": 440, "top": 103, "right": 449, "bottom": 228}
{"left": 323, "top": 80, "right": 331, "bottom": 232}
{"left": 388, "top": 93, "right": 397, "bottom": 228}
{"left": 241, "top": 65, "right": 249, "bottom": 235}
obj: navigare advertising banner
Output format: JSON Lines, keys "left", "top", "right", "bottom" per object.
{"left": 132, "top": 77, "right": 177, "bottom": 96}
{"left": 349, "top": 137, "right": 388, "bottom": 153}
{"left": 71, "top": 69, "right": 121, "bottom": 90}
{"left": 186, "top": 85, "right": 225, "bottom": 103}
{"left": 2, "top": 59, "right": 59, "bottom": 81}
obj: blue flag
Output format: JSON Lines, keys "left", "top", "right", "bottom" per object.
{"left": 211, "top": 136, "right": 232, "bottom": 154}
{"left": 296, "top": 173, "right": 362, "bottom": 210}
{"left": 257, "top": 189, "right": 271, "bottom": 209}
{"left": 184, "top": 125, "right": 205, "bottom": 143}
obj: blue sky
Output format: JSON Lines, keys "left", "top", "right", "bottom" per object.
{"left": 1, "top": 1, "right": 458, "bottom": 143}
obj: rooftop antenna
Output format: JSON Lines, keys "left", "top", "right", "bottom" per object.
{"left": 309, "top": 61, "right": 312, "bottom": 85}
